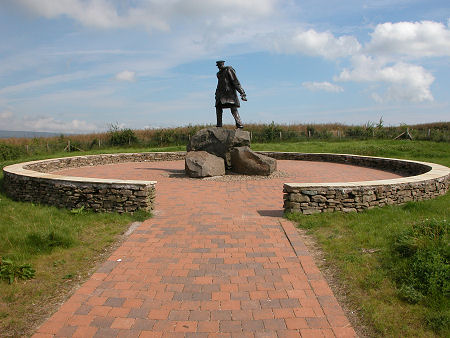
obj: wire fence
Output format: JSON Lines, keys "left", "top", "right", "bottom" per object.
{"left": 1, "top": 122, "right": 449, "bottom": 162}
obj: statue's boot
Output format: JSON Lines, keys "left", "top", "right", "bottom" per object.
{"left": 231, "top": 108, "right": 244, "bottom": 129}
{"left": 216, "top": 107, "right": 223, "bottom": 127}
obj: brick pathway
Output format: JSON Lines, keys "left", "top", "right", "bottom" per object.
{"left": 34, "top": 160, "right": 400, "bottom": 337}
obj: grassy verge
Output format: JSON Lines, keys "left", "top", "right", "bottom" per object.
{"left": 252, "top": 139, "right": 450, "bottom": 166}
{"left": 0, "top": 151, "right": 155, "bottom": 336}
{"left": 253, "top": 140, "right": 450, "bottom": 336}
{"left": 287, "top": 198, "right": 449, "bottom": 337}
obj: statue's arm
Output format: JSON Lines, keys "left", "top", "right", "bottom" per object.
{"left": 228, "top": 68, "right": 246, "bottom": 99}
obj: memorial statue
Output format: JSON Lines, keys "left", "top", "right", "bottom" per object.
{"left": 215, "top": 60, "right": 247, "bottom": 129}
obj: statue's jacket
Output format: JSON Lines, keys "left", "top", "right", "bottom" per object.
{"left": 215, "top": 66, "right": 245, "bottom": 108}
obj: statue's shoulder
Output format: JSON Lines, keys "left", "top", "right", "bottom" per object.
{"left": 225, "top": 66, "right": 237, "bottom": 74}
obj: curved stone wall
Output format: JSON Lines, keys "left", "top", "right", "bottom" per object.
{"left": 3, "top": 152, "right": 185, "bottom": 213}
{"left": 262, "top": 152, "right": 450, "bottom": 214}
{"left": 3, "top": 151, "right": 449, "bottom": 214}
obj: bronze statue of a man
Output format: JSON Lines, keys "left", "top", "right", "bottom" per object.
{"left": 215, "top": 60, "right": 247, "bottom": 129}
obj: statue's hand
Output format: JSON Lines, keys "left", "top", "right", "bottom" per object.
{"left": 241, "top": 94, "right": 247, "bottom": 101}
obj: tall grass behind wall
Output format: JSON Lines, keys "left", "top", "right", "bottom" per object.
{"left": 0, "top": 122, "right": 449, "bottom": 162}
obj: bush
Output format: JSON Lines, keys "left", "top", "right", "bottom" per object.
{"left": 107, "top": 124, "right": 138, "bottom": 146}
{"left": 0, "top": 143, "right": 25, "bottom": 161}
{"left": 263, "top": 122, "right": 282, "bottom": 142}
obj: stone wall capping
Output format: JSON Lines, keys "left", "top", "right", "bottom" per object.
{"left": 4, "top": 162, "right": 157, "bottom": 185}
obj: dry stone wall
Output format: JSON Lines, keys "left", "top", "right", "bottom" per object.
{"left": 3, "top": 152, "right": 185, "bottom": 213}
{"left": 264, "top": 152, "right": 450, "bottom": 214}
{"left": 3, "top": 151, "right": 449, "bottom": 214}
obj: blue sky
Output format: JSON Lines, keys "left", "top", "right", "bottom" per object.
{"left": 0, "top": 0, "right": 449, "bottom": 133}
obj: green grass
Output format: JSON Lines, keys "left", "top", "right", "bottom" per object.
{"left": 252, "top": 139, "right": 450, "bottom": 167}
{"left": 256, "top": 139, "right": 450, "bottom": 336}
{"left": 0, "top": 150, "right": 154, "bottom": 336}
{"left": 0, "top": 139, "right": 449, "bottom": 336}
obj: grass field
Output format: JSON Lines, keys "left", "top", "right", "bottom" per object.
{"left": 0, "top": 139, "right": 448, "bottom": 336}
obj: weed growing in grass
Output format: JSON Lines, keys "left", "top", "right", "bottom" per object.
{"left": 0, "top": 259, "right": 35, "bottom": 284}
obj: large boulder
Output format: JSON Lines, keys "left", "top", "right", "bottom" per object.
{"left": 187, "top": 127, "right": 250, "bottom": 168}
{"left": 230, "top": 146, "right": 277, "bottom": 176}
{"left": 185, "top": 151, "right": 225, "bottom": 178}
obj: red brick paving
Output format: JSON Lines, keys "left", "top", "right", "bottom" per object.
{"left": 33, "top": 160, "right": 398, "bottom": 337}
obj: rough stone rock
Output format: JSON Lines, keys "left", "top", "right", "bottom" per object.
{"left": 187, "top": 127, "right": 250, "bottom": 167}
{"left": 230, "top": 146, "right": 277, "bottom": 176}
{"left": 185, "top": 151, "right": 225, "bottom": 178}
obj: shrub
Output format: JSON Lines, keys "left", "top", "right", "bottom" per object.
{"left": 107, "top": 124, "right": 138, "bottom": 146}
{"left": 263, "top": 122, "right": 282, "bottom": 142}
{"left": 0, "top": 143, "right": 25, "bottom": 161}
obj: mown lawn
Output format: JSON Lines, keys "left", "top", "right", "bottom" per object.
{"left": 254, "top": 140, "right": 449, "bottom": 337}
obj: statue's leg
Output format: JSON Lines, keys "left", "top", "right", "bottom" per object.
{"left": 231, "top": 107, "right": 244, "bottom": 129}
{"left": 216, "top": 107, "right": 223, "bottom": 127}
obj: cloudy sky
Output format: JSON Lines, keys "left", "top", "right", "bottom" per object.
{"left": 0, "top": 0, "right": 449, "bottom": 133}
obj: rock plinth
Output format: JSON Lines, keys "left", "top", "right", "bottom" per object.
{"left": 185, "top": 127, "right": 277, "bottom": 178}
{"left": 231, "top": 146, "right": 277, "bottom": 176}
{"left": 187, "top": 127, "right": 250, "bottom": 168}
{"left": 185, "top": 151, "right": 225, "bottom": 178}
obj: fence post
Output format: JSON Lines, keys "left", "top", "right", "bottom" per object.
{"left": 308, "top": 130, "right": 311, "bottom": 138}
{"left": 26, "top": 145, "right": 29, "bottom": 154}
{"left": 98, "top": 139, "right": 101, "bottom": 148}
{"left": 46, "top": 143, "right": 49, "bottom": 152}
{"left": 428, "top": 129, "right": 431, "bottom": 138}
{"left": 279, "top": 131, "right": 282, "bottom": 140}
{"left": 250, "top": 131, "right": 252, "bottom": 140}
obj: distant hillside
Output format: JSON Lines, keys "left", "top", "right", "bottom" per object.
{"left": 0, "top": 130, "right": 63, "bottom": 139}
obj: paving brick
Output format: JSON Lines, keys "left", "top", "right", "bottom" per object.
{"left": 197, "top": 320, "right": 219, "bottom": 333}
{"left": 242, "top": 320, "right": 264, "bottom": 331}
{"left": 34, "top": 159, "right": 357, "bottom": 336}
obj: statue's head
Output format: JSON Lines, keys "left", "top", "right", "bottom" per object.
{"left": 216, "top": 60, "right": 225, "bottom": 70}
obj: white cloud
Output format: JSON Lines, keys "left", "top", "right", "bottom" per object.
{"left": 115, "top": 70, "right": 136, "bottom": 82}
{"left": 23, "top": 117, "right": 98, "bottom": 133}
{"left": 366, "top": 21, "right": 450, "bottom": 58}
{"left": 0, "top": 71, "right": 89, "bottom": 95}
{"left": 269, "top": 29, "right": 361, "bottom": 59}
{"left": 16, "top": 0, "right": 279, "bottom": 31}
{"left": 0, "top": 112, "right": 99, "bottom": 133}
{"left": 302, "top": 81, "right": 343, "bottom": 93}
{"left": 0, "top": 110, "right": 13, "bottom": 120}
{"left": 337, "top": 55, "right": 434, "bottom": 102}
